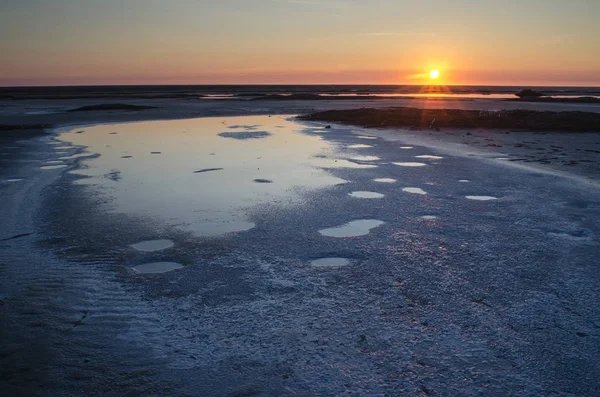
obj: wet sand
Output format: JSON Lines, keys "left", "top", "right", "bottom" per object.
{"left": 1, "top": 96, "right": 600, "bottom": 396}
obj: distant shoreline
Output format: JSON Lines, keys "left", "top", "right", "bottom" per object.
{"left": 300, "top": 107, "right": 600, "bottom": 132}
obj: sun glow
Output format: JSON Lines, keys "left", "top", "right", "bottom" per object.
{"left": 429, "top": 69, "right": 440, "bottom": 79}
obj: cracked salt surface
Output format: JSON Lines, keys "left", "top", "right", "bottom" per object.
{"left": 130, "top": 239, "right": 175, "bottom": 252}
{"left": 319, "top": 219, "right": 385, "bottom": 238}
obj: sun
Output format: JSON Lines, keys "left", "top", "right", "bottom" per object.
{"left": 429, "top": 69, "right": 440, "bottom": 79}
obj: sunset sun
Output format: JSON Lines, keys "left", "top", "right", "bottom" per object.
{"left": 429, "top": 69, "right": 440, "bottom": 79}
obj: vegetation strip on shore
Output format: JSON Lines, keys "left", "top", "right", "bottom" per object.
{"left": 300, "top": 107, "right": 600, "bottom": 132}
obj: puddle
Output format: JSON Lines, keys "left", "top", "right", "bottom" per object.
{"left": 356, "top": 136, "right": 378, "bottom": 140}
{"left": 319, "top": 219, "right": 385, "bottom": 238}
{"left": 132, "top": 262, "right": 184, "bottom": 274}
{"left": 466, "top": 196, "right": 498, "bottom": 201}
{"left": 402, "top": 187, "right": 427, "bottom": 195}
{"left": 59, "top": 153, "right": 95, "bottom": 160}
{"left": 130, "top": 239, "right": 174, "bottom": 252}
{"left": 5, "top": 179, "right": 24, "bottom": 183}
{"left": 227, "top": 124, "right": 261, "bottom": 130}
{"left": 420, "top": 215, "right": 439, "bottom": 220}
{"left": 415, "top": 155, "right": 444, "bottom": 159}
{"left": 218, "top": 131, "right": 271, "bottom": 140}
{"left": 194, "top": 168, "right": 223, "bottom": 173}
{"left": 393, "top": 162, "right": 427, "bottom": 167}
{"left": 350, "top": 155, "right": 380, "bottom": 162}
{"left": 59, "top": 116, "right": 345, "bottom": 237}
{"left": 349, "top": 191, "right": 385, "bottom": 199}
{"left": 373, "top": 178, "right": 397, "bottom": 183}
{"left": 40, "top": 165, "right": 68, "bottom": 170}
{"left": 400, "top": 146, "right": 413, "bottom": 149}
{"left": 311, "top": 258, "right": 350, "bottom": 268}
{"left": 348, "top": 144, "right": 374, "bottom": 149}
{"left": 315, "top": 159, "right": 378, "bottom": 169}
{"left": 459, "top": 180, "right": 470, "bottom": 183}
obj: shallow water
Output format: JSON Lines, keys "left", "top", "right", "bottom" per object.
{"left": 319, "top": 219, "right": 385, "bottom": 238}
{"left": 466, "top": 196, "right": 498, "bottom": 201}
{"left": 130, "top": 239, "right": 175, "bottom": 252}
{"left": 132, "top": 262, "right": 184, "bottom": 274}
{"left": 348, "top": 144, "right": 374, "bottom": 149}
{"left": 415, "top": 155, "right": 444, "bottom": 160}
{"left": 402, "top": 187, "right": 427, "bottom": 195}
{"left": 349, "top": 155, "right": 380, "bottom": 162}
{"left": 349, "top": 191, "right": 385, "bottom": 199}
{"left": 314, "top": 158, "right": 378, "bottom": 169}
{"left": 311, "top": 258, "right": 350, "bottom": 268}
{"left": 393, "top": 162, "right": 427, "bottom": 167}
{"left": 59, "top": 116, "right": 346, "bottom": 236}
{"left": 420, "top": 215, "right": 439, "bottom": 220}
{"left": 373, "top": 178, "right": 397, "bottom": 183}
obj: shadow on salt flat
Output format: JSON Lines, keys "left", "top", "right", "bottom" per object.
{"left": 319, "top": 219, "right": 385, "bottom": 238}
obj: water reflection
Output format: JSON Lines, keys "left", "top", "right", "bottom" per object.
{"left": 60, "top": 116, "right": 346, "bottom": 237}
{"left": 319, "top": 219, "right": 385, "bottom": 238}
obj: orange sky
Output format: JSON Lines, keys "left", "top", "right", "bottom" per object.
{"left": 1, "top": 0, "right": 599, "bottom": 86}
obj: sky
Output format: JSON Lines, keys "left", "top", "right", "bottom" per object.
{"left": 1, "top": 0, "right": 599, "bottom": 86}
